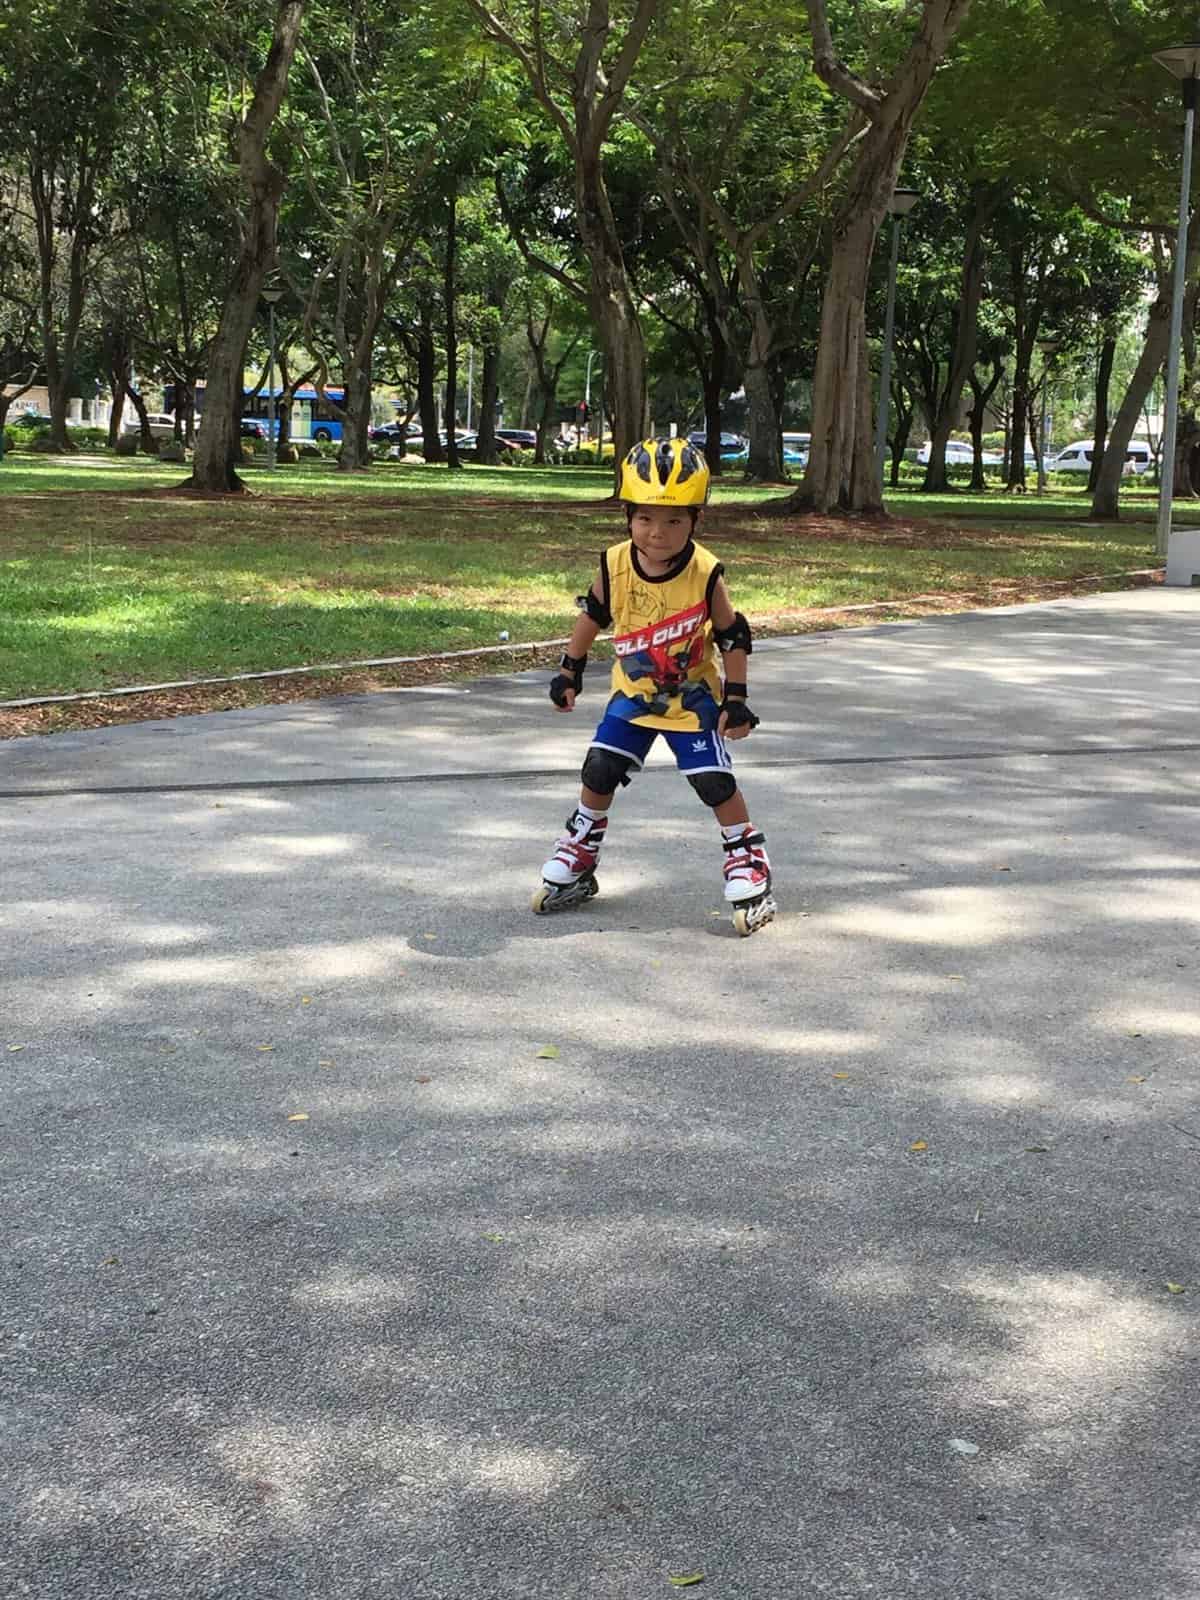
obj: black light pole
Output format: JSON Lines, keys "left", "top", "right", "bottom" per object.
{"left": 261, "top": 285, "right": 284, "bottom": 469}
{"left": 1152, "top": 42, "right": 1200, "bottom": 557}
{"left": 874, "top": 186, "right": 919, "bottom": 492}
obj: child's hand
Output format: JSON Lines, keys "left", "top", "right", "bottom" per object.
{"left": 718, "top": 699, "right": 760, "bottom": 740}
{"left": 555, "top": 687, "right": 577, "bottom": 712}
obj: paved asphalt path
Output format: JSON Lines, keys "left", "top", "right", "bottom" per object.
{"left": 2, "top": 587, "right": 1199, "bottom": 1600}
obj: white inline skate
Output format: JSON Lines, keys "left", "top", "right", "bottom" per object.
{"left": 531, "top": 808, "right": 607, "bottom": 914}
{"left": 723, "top": 824, "right": 776, "bottom": 937}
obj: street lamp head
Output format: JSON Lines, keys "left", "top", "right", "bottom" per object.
{"left": 1153, "top": 42, "right": 1200, "bottom": 79}
{"left": 260, "top": 286, "right": 285, "bottom": 306}
{"left": 1038, "top": 338, "right": 1062, "bottom": 359}
{"left": 888, "top": 186, "right": 920, "bottom": 216}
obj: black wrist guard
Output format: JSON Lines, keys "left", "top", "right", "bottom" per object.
{"left": 720, "top": 696, "right": 759, "bottom": 731}
{"left": 550, "top": 651, "right": 586, "bottom": 707}
{"left": 714, "top": 611, "right": 752, "bottom": 654}
{"left": 723, "top": 680, "right": 748, "bottom": 698}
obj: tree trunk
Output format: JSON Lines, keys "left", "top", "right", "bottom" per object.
{"left": 416, "top": 307, "right": 443, "bottom": 462}
{"left": 742, "top": 361, "right": 781, "bottom": 479}
{"left": 889, "top": 378, "right": 914, "bottom": 486}
{"left": 1089, "top": 293, "right": 1174, "bottom": 518}
{"left": 1087, "top": 333, "right": 1116, "bottom": 492}
{"left": 336, "top": 364, "right": 373, "bottom": 470}
{"left": 31, "top": 147, "right": 93, "bottom": 453}
{"left": 443, "top": 181, "right": 462, "bottom": 471}
{"left": 967, "top": 357, "right": 1003, "bottom": 492}
{"left": 106, "top": 380, "right": 126, "bottom": 447}
{"left": 535, "top": 384, "right": 556, "bottom": 465}
{"left": 737, "top": 242, "right": 783, "bottom": 480}
{"left": 778, "top": 208, "right": 880, "bottom": 512}
{"left": 519, "top": 367, "right": 534, "bottom": 429}
{"left": 772, "top": 0, "right": 972, "bottom": 515}
{"left": 475, "top": 339, "right": 501, "bottom": 464}
{"left": 701, "top": 340, "right": 725, "bottom": 476}
{"left": 125, "top": 385, "right": 158, "bottom": 453}
{"left": 1006, "top": 382, "right": 1033, "bottom": 489}
{"left": 576, "top": 158, "right": 646, "bottom": 487}
{"left": 182, "top": 0, "right": 305, "bottom": 493}
{"left": 922, "top": 187, "right": 996, "bottom": 492}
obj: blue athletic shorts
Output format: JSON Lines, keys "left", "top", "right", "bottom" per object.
{"left": 589, "top": 710, "right": 735, "bottom": 777}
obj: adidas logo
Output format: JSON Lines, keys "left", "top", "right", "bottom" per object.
{"left": 691, "top": 738, "right": 707, "bottom": 751}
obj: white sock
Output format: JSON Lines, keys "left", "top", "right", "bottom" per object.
{"left": 721, "top": 822, "right": 749, "bottom": 842}
{"left": 578, "top": 803, "right": 607, "bottom": 822}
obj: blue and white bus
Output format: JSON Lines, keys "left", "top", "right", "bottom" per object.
{"left": 175, "top": 383, "right": 348, "bottom": 442}
{"left": 243, "top": 385, "right": 347, "bottom": 443}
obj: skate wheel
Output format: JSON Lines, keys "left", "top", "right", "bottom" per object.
{"left": 732, "top": 894, "right": 776, "bottom": 937}
{"left": 531, "top": 884, "right": 552, "bottom": 914}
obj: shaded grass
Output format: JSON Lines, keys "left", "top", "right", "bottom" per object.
{"left": 0, "top": 454, "right": 1162, "bottom": 703}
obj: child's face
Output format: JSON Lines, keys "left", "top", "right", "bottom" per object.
{"left": 629, "top": 502, "right": 695, "bottom": 562}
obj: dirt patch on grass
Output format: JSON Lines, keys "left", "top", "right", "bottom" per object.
{"left": 1, "top": 491, "right": 1095, "bottom": 558}
{"left": 0, "top": 568, "right": 1161, "bottom": 740}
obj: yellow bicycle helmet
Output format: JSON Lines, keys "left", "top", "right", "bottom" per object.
{"left": 619, "top": 436, "right": 710, "bottom": 505}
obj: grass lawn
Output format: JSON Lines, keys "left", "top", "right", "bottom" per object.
{"left": 0, "top": 452, "right": 1168, "bottom": 732}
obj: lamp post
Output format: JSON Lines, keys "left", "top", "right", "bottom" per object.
{"left": 261, "top": 285, "right": 284, "bottom": 469}
{"left": 466, "top": 345, "right": 474, "bottom": 430}
{"left": 874, "top": 186, "right": 919, "bottom": 493}
{"left": 1036, "top": 338, "right": 1061, "bottom": 496}
{"left": 1152, "top": 42, "right": 1200, "bottom": 558}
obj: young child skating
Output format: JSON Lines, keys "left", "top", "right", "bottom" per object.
{"left": 532, "top": 436, "right": 776, "bottom": 937}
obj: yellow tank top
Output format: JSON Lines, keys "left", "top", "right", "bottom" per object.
{"left": 603, "top": 538, "right": 724, "bottom": 731}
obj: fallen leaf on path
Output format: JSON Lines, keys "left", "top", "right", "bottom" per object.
{"left": 832, "top": 1073, "right": 850, "bottom": 1081}
{"left": 101, "top": 1256, "right": 120, "bottom": 1267}
{"left": 948, "top": 1438, "right": 980, "bottom": 1456}
{"left": 909, "top": 1140, "right": 928, "bottom": 1152}
{"left": 1126, "top": 1031, "right": 1143, "bottom": 1038}
{"left": 1024, "top": 1145, "right": 1049, "bottom": 1153}
{"left": 318, "top": 1059, "right": 334, "bottom": 1067}
{"left": 301, "top": 996, "right": 312, "bottom": 1005}
{"left": 667, "top": 1577, "right": 704, "bottom": 1588}
{"left": 536, "top": 1044, "right": 560, "bottom": 1059}
{"left": 257, "top": 1045, "right": 273, "bottom": 1052}
{"left": 415, "top": 1076, "right": 432, "bottom": 1084}
{"left": 1166, "top": 1282, "right": 1186, "bottom": 1294}
{"left": 8, "top": 1044, "right": 26, "bottom": 1052}
{"left": 482, "top": 1233, "right": 505, "bottom": 1243}
{"left": 287, "top": 1113, "right": 309, "bottom": 1122}
{"left": 1127, "top": 1076, "right": 1146, "bottom": 1084}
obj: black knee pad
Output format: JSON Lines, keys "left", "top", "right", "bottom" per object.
{"left": 688, "top": 770, "right": 737, "bottom": 808}
{"left": 581, "top": 746, "right": 634, "bottom": 794}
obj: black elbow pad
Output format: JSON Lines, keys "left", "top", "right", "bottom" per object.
{"left": 576, "top": 591, "right": 612, "bottom": 628}
{"left": 714, "top": 611, "right": 752, "bottom": 654}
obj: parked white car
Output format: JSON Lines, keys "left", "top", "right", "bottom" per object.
{"left": 1050, "top": 439, "right": 1152, "bottom": 474}
{"left": 916, "top": 439, "right": 1003, "bottom": 466}
{"left": 122, "top": 411, "right": 177, "bottom": 440}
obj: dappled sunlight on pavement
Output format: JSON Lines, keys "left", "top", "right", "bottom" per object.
{"left": 2, "top": 588, "right": 1199, "bottom": 1598}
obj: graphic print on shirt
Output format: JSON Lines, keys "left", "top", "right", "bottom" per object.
{"left": 612, "top": 597, "right": 708, "bottom": 692}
